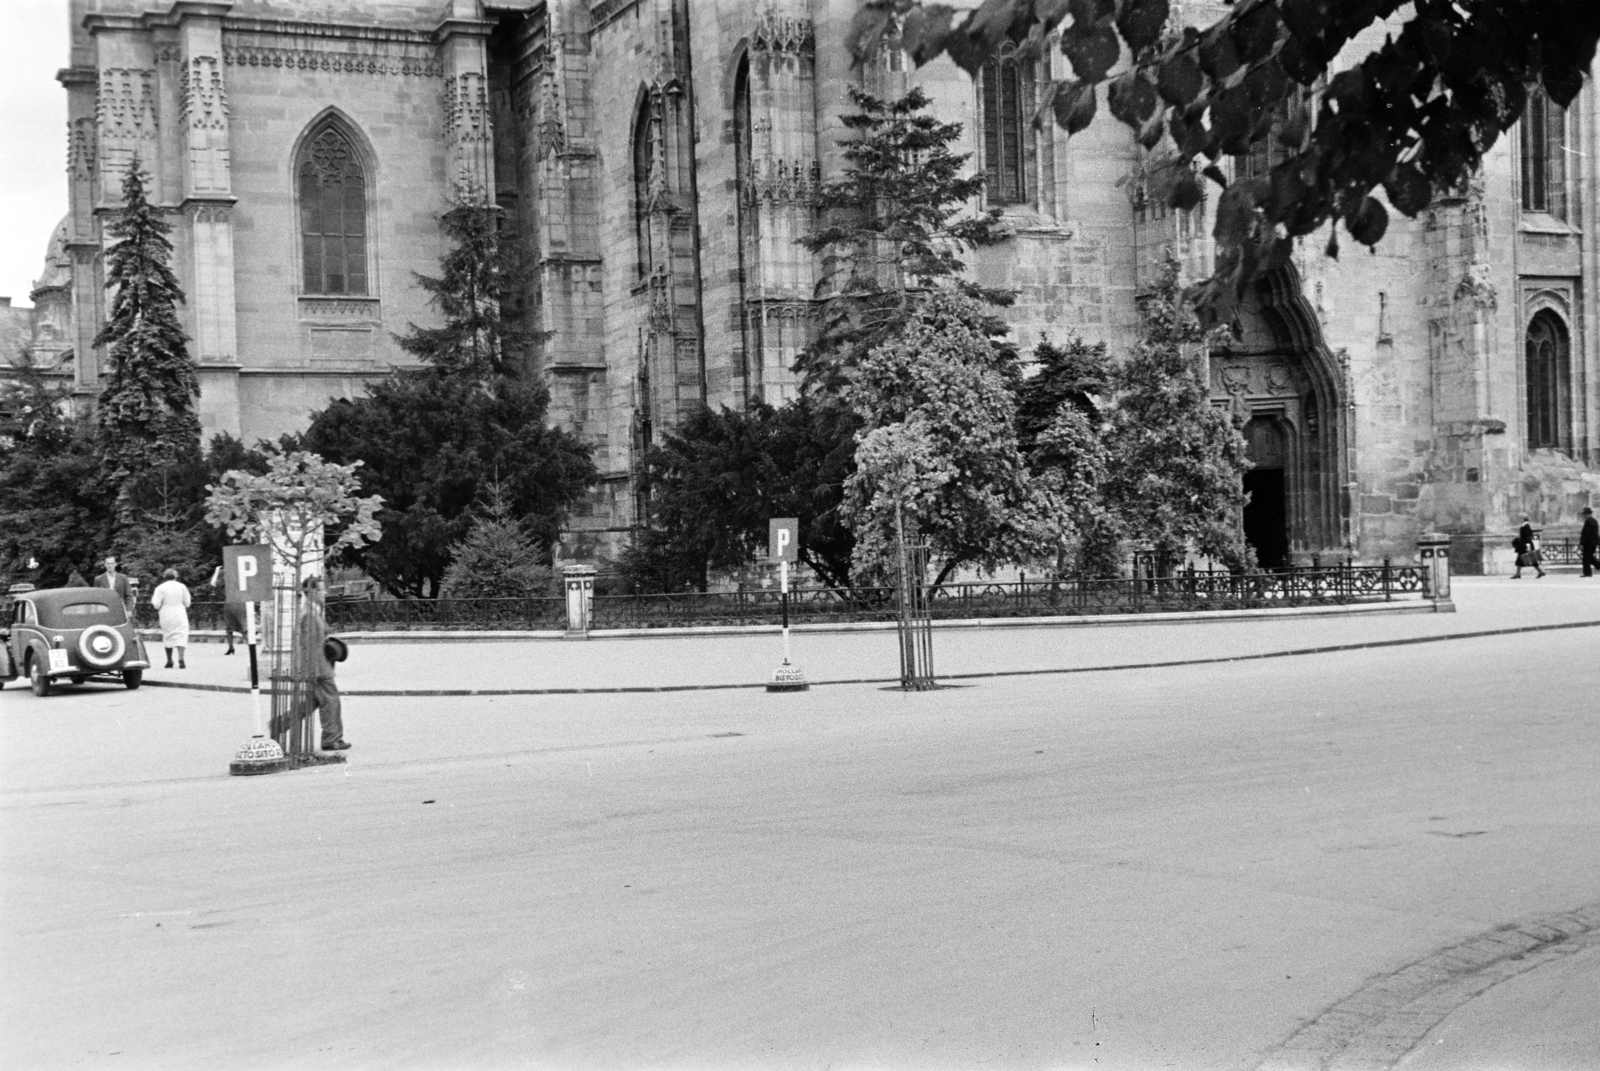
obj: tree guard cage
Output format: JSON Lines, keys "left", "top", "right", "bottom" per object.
{"left": 895, "top": 540, "right": 935, "bottom": 690}
{"left": 267, "top": 580, "right": 317, "bottom": 760}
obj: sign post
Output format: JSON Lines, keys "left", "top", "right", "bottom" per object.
{"left": 765, "top": 518, "right": 808, "bottom": 693}
{"left": 225, "top": 545, "right": 287, "bottom": 776}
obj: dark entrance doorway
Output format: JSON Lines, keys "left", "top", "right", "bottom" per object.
{"left": 1243, "top": 418, "right": 1290, "bottom": 568}
{"left": 1243, "top": 468, "right": 1289, "bottom": 568}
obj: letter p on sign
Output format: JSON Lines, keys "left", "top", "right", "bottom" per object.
{"left": 769, "top": 518, "right": 799, "bottom": 563}
{"left": 223, "top": 545, "right": 273, "bottom": 602}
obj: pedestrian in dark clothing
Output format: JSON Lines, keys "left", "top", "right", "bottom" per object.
{"left": 65, "top": 570, "right": 89, "bottom": 587}
{"left": 296, "top": 575, "right": 349, "bottom": 751}
{"left": 1512, "top": 517, "right": 1546, "bottom": 579}
{"left": 1581, "top": 507, "right": 1599, "bottom": 578}
{"left": 94, "top": 554, "right": 133, "bottom": 610}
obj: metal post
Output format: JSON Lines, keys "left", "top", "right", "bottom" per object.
{"left": 1382, "top": 556, "right": 1392, "bottom": 601}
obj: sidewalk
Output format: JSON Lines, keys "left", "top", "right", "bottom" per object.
{"left": 141, "top": 575, "right": 1599, "bottom": 695}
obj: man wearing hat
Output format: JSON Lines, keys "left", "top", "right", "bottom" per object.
{"left": 1581, "top": 506, "right": 1598, "bottom": 578}
{"left": 296, "top": 574, "right": 350, "bottom": 751}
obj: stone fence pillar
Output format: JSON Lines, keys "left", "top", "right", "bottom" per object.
{"left": 1417, "top": 534, "right": 1454, "bottom": 611}
{"left": 562, "top": 564, "right": 596, "bottom": 638}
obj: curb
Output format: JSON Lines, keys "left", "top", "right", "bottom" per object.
{"left": 140, "top": 615, "right": 1600, "bottom": 697}
{"left": 146, "top": 597, "right": 1444, "bottom": 646}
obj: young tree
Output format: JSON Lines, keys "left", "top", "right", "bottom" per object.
{"left": 843, "top": 293, "right": 1068, "bottom": 584}
{"left": 800, "top": 85, "right": 1011, "bottom": 391}
{"left": 204, "top": 449, "right": 384, "bottom": 581}
{"left": 396, "top": 186, "right": 531, "bottom": 380}
{"left": 847, "top": 0, "right": 1600, "bottom": 324}
{"left": 1101, "top": 259, "right": 1253, "bottom": 570}
{"left": 632, "top": 398, "right": 859, "bottom": 592}
{"left": 300, "top": 374, "right": 594, "bottom": 598}
{"left": 440, "top": 484, "right": 554, "bottom": 599}
{"left": 94, "top": 163, "right": 201, "bottom": 521}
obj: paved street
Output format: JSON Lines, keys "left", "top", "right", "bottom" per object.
{"left": 1, "top": 578, "right": 1597, "bottom": 1070}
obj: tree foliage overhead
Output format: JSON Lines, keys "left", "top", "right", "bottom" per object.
{"left": 397, "top": 187, "right": 532, "bottom": 380}
{"left": 847, "top": 0, "right": 1600, "bottom": 325}
{"left": 799, "top": 85, "right": 1012, "bottom": 391}
{"left": 94, "top": 163, "right": 202, "bottom": 515}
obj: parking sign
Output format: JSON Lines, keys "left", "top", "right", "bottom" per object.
{"left": 223, "top": 545, "right": 273, "bottom": 602}
{"left": 768, "top": 518, "right": 799, "bottom": 563}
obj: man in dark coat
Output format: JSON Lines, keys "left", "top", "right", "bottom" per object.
{"left": 296, "top": 575, "right": 349, "bottom": 751}
{"left": 94, "top": 555, "right": 133, "bottom": 611}
{"left": 1581, "top": 507, "right": 1599, "bottom": 578}
{"left": 1512, "top": 517, "right": 1546, "bottom": 579}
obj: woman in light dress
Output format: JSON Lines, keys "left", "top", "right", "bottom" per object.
{"left": 150, "top": 568, "right": 193, "bottom": 669}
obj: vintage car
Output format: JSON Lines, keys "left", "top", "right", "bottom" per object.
{"left": 0, "top": 587, "right": 150, "bottom": 695}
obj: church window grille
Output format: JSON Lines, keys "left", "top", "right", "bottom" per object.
{"left": 1525, "top": 310, "right": 1570, "bottom": 451}
{"left": 980, "top": 57, "right": 1029, "bottom": 205}
{"left": 297, "top": 126, "right": 368, "bottom": 296}
{"left": 1521, "top": 87, "right": 1569, "bottom": 220}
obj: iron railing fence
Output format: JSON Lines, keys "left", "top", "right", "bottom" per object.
{"left": 134, "top": 595, "right": 567, "bottom": 632}
{"left": 141, "top": 562, "right": 1432, "bottom": 634}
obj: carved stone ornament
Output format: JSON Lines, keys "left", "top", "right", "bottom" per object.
{"left": 751, "top": 16, "right": 815, "bottom": 55}
{"left": 1266, "top": 363, "right": 1294, "bottom": 392}
{"left": 181, "top": 56, "right": 228, "bottom": 132}
{"left": 223, "top": 45, "right": 442, "bottom": 78}
{"left": 1220, "top": 364, "right": 1252, "bottom": 395}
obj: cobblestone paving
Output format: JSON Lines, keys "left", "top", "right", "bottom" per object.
{"left": 1257, "top": 902, "right": 1600, "bottom": 1070}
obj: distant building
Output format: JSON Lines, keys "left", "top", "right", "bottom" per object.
{"left": 40, "top": 0, "right": 1599, "bottom": 572}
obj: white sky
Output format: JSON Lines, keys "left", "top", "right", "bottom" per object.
{"left": 0, "top": 0, "right": 70, "bottom": 308}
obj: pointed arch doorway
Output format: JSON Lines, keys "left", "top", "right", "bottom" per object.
{"left": 1210, "top": 267, "right": 1349, "bottom": 566}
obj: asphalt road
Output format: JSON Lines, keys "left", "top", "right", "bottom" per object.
{"left": 2, "top": 591, "right": 1597, "bottom": 1070}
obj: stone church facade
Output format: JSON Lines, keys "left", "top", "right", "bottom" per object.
{"left": 35, "top": 0, "right": 1600, "bottom": 572}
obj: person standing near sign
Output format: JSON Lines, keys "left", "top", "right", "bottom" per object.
{"left": 94, "top": 554, "right": 132, "bottom": 612}
{"left": 208, "top": 564, "right": 248, "bottom": 654}
{"left": 150, "top": 568, "right": 193, "bottom": 669}
{"left": 296, "top": 575, "right": 349, "bottom": 751}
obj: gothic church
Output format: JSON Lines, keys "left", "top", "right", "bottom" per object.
{"left": 30, "top": 0, "right": 1600, "bottom": 572}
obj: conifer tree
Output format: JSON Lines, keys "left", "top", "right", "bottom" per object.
{"left": 1102, "top": 258, "right": 1253, "bottom": 571}
{"left": 799, "top": 85, "right": 1010, "bottom": 391}
{"left": 94, "top": 163, "right": 201, "bottom": 521}
{"left": 396, "top": 185, "right": 529, "bottom": 380}
{"left": 440, "top": 483, "right": 553, "bottom": 599}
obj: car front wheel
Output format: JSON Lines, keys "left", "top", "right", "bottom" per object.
{"left": 29, "top": 656, "right": 51, "bottom": 697}
{"left": 123, "top": 669, "right": 142, "bottom": 690}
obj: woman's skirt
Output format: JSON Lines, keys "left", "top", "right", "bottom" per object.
{"left": 157, "top": 605, "right": 190, "bottom": 647}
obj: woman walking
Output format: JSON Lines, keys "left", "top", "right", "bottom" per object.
{"left": 150, "top": 568, "right": 193, "bottom": 668}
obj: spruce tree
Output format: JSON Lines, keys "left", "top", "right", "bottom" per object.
{"left": 1102, "top": 258, "right": 1253, "bottom": 571}
{"left": 94, "top": 163, "right": 201, "bottom": 521}
{"left": 396, "top": 185, "right": 530, "bottom": 380}
{"left": 800, "top": 85, "right": 1010, "bottom": 392}
{"left": 440, "top": 483, "right": 553, "bottom": 599}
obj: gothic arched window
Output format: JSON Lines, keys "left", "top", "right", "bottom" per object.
{"left": 1525, "top": 310, "right": 1571, "bottom": 451}
{"left": 979, "top": 56, "right": 1029, "bottom": 205}
{"left": 297, "top": 123, "right": 368, "bottom": 296}
{"left": 634, "top": 97, "right": 658, "bottom": 279}
{"left": 1521, "top": 86, "right": 1570, "bottom": 220}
